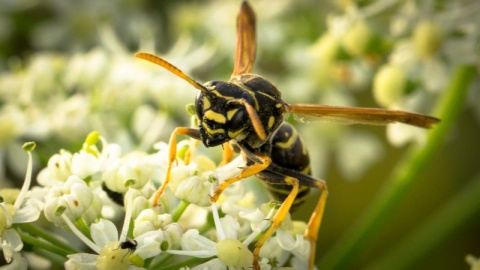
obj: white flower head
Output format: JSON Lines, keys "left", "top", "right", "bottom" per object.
{"left": 37, "top": 150, "right": 74, "bottom": 185}
{"left": 133, "top": 209, "right": 173, "bottom": 237}
{"left": 103, "top": 152, "right": 154, "bottom": 194}
{"left": 44, "top": 175, "right": 98, "bottom": 228}
{"left": 65, "top": 219, "right": 134, "bottom": 270}
{"left": 71, "top": 150, "right": 101, "bottom": 179}
{"left": 0, "top": 143, "right": 43, "bottom": 263}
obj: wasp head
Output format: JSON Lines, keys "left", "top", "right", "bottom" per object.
{"left": 194, "top": 80, "right": 253, "bottom": 147}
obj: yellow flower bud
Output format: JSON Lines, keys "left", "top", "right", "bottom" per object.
{"left": 217, "top": 238, "right": 253, "bottom": 268}
{"left": 413, "top": 20, "right": 443, "bottom": 59}
{"left": 373, "top": 65, "right": 406, "bottom": 107}
{"left": 342, "top": 20, "right": 374, "bottom": 57}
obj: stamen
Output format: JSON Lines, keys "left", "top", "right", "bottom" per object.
{"left": 61, "top": 214, "right": 100, "bottom": 254}
{"left": 14, "top": 143, "right": 35, "bottom": 209}
{"left": 119, "top": 189, "right": 134, "bottom": 243}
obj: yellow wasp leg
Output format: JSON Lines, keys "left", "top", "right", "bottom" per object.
{"left": 210, "top": 153, "right": 271, "bottom": 203}
{"left": 152, "top": 127, "right": 200, "bottom": 206}
{"left": 184, "top": 139, "right": 201, "bottom": 166}
{"left": 252, "top": 176, "right": 299, "bottom": 270}
{"left": 305, "top": 180, "right": 328, "bottom": 269}
{"left": 218, "top": 142, "right": 235, "bottom": 167}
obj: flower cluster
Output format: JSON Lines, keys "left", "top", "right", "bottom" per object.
{"left": 0, "top": 132, "right": 311, "bottom": 269}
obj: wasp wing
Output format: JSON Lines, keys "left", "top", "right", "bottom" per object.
{"left": 287, "top": 104, "right": 440, "bottom": 129}
{"left": 232, "top": 1, "right": 256, "bottom": 77}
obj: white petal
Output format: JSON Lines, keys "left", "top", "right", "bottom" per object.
{"left": 0, "top": 252, "right": 28, "bottom": 270}
{"left": 275, "top": 229, "right": 296, "bottom": 250}
{"left": 180, "top": 229, "right": 216, "bottom": 252}
{"left": 190, "top": 258, "right": 227, "bottom": 270}
{"left": 387, "top": 123, "right": 426, "bottom": 147}
{"left": 220, "top": 215, "right": 240, "bottom": 240}
{"left": 13, "top": 199, "right": 43, "bottom": 223}
{"left": 3, "top": 229, "right": 23, "bottom": 252}
{"left": 65, "top": 253, "right": 98, "bottom": 270}
{"left": 134, "top": 231, "right": 165, "bottom": 258}
{"left": 90, "top": 219, "right": 118, "bottom": 247}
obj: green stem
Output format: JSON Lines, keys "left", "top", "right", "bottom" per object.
{"left": 171, "top": 200, "right": 190, "bottom": 222}
{"left": 33, "top": 248, "right": 68, "bottom": 267}
{"left": 368, "top": 172, "right": 480, "bottom": 269}
{"left": 319, "top": 65, "right": 477, "bottom": 269}
{"left": 154, "top": 257, "right": 210, "bottom": 270}
{"left": 17, "top": 229, "right": 72, "bottom": 257}
{"left": 150, "top": 254, "right": 173, "bottom": 269}
{"left": 75, "top": 217, "right": 92, "bottom": 239}
{"left": 19, "top": 223, "right": 80, "bottom": 254}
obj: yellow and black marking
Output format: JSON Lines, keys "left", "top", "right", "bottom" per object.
{"left": 257, "top": 122, "right": 312, "bottom": 210}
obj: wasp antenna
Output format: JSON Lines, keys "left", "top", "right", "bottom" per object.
{"left": 135, "top": 52, "right": 209, "bottom": 94}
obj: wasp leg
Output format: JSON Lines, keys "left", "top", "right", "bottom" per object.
{"left": 252, "top": 175, "right": 299, "bottom": 270}
{"left": 184, "top": 139, "right": 201, "bottom": 165}
{"left": 257, "top": 163, "right": 328, "bottom": 270}
{"left": 218, "top": 142, "right": 235, "bottom": 167}
{"left": 152, "top": 127, "right": 200, "bottom": 206}
{"left": 210, "top": 152, "right": 271, "bottom": 203}
{"left": 305, "top": 179, "right": 328, "bottom": 269}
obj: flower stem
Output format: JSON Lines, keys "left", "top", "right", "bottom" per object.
{"left": 16, "top": 228, "right": 72, "bottom": 257}
{"left": 319, "top": 65, "right": 477, "bottom": 269}
{"left": 368, "top": 171, "right": 480, "bottom": 269}
{"left": 19, "top": 223, "right": 81, "bottom": 254}
{"left": 154, "top": 257, "right": 210, "bottom": 270}
{"left": 33, "top": 248, "right": 68, "bottom": 267}
{"left": 171, "top": 200, "right": 190, "bottom": 222}
{"left": 75, "top": 217, "right": 92, "bottom": 239}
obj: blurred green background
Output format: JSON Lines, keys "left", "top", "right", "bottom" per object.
{"left": 1, "top": 0, "right": 479, "bottom": 269}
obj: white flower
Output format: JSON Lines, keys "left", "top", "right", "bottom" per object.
{"left": 133, "top": 209, "right": 173, "bottom": 237}
{"left": 71, "top": 150, "right": 101, "bottom": 179}
{"left": 65, "top": 188, "right": 178, "bottom": 269}
{"left": 168, "top": 196, "right": 279, "bottom": 269}
{"left": 65, "top": 219, "right": 138, "bottom": 270}
{"left": 466, "top": 254, "right": 480, "bottom": 270}
{"left": 43, "top": 175, "right": 98, "bottom": 228}
{"left": 169, "top": 162, "right": 213, "bottom": 206}
{"left": 0, "top": 143, "right": 43, "bottom": 264}
{"left": 134, "top": 224, "right": 182, "bottom": 259}
{"left": 102, "top": 152, "right": 154, "bottom": 194}
{"left": 37, "top": 150, "right": 73, "bottom": 185}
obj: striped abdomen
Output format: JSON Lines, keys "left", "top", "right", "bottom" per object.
{"left": 258, "top": 122, "right": 311, "bottom": 211}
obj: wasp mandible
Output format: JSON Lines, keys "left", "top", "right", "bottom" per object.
{"left": 135, "top": 1, "right": 440, "bottom": 269}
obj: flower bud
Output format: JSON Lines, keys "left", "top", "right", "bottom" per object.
{"left": 217, "top": 238, "right": 253, "bottom": 268}
{"left": 39, "top": 150, "right": 73, "bottom": 184}
{"left": 413, "top": 20, "right": 443, "bottom": 59}
{"left": 169, "top": 163, "right": 212, "bottom": 206}
{"left": 102, "top": 153, "right": 154, "bottom": 193}
{"left": 96, "top": 241, "right": 130, "bottom": 270}
{"left": 373, "top": 64, "right": 406, "bottom": 107}
{"left": 133, "top": 209, "right": 173, "bottom": 237}
{"left": 342, "top": 20, "right": 374, "bottom": 57}
{"left": 44, "top": 176, "right": 93, "bottom": 228}
{"left": 71, "top": 150, "right": 100, "bottom": 179}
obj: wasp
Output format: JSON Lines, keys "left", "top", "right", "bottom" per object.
{"left": 135, "top": 1, "right": 440, "bottom": 269}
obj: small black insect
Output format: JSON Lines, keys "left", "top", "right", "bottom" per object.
{"left": 119, "top": 239, "right": 138, "bottom": 252}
